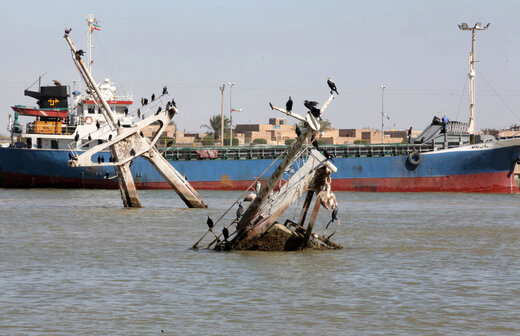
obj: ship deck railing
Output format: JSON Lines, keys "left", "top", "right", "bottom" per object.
{"left": 161, "top": 143, "right": 447, "bottom": 161}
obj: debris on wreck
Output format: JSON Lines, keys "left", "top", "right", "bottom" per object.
{"left": 193, "top": 92, "right": 342, "bottom": 251}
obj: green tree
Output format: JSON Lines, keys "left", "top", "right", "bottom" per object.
{"left": 297, "top": 118, "right": 333, "bottom": 133}
{"left": 252, "top": 138, "right": 267, "bottom": 145}
{"left": 201, "top": 115, "right": 230, "bottom": 140}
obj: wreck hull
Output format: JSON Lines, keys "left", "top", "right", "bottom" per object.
{"left": 1, "top": 142, "right": 519, "bottom": 193}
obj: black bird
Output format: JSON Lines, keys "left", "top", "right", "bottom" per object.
{"left": 151, "top": 93, "right": 155, "bottom": 101}
{"left": 108, "top": 134, "right": 112, "bottom": 141}
{"left": 97, "top": 139, "right": 103, "bottom": 145}
{"left": 331, "top": 206, "right": 338, "bottom": 222}
{"left": 137, "top": 109, "right": 141, "bottom": 118}
{"left": 323, "top": 149, "right": 334, "bottom": 162}
{"left": 96, "top": 120, "right": 100, "bottom": 129}
{"left": 97, "top": 156, "right": 101, "bottom": 164}
{"left": 286, "top": 96, "right": 293, "bottom": 112}
{"left": 166, "top": 140, "right": 173, "bottom": 147}
{"left": 327, "top": 77, "right": 339, "bottom": 95}
{"left": 124, "top": 107, "right": 128, "bottom": 116}
{"left": 222, "top": 227, "right": 229, "bottom": 241}
{"left": 130, "top": 148, "right": 136, "bottom": 156}
{"left": 171, "top": 98, "right": 176, "bottom": 108}
{"left": 304, "top": 100, "right": 321, "bottom": 118}
{"left": 162, "top": 86, "right": 168, "bottom": 95}
{"left": 295, "top": 125, "right": 302, "bottom": 137}
{"left": 101, "top": 156, "right": 105, "bottom": 163}
{"left": 76, "top": 49, "right": 85, "bottom": 57}
{"left": 156, "top": 106, "right": 162, "bottom": 115}
{"left": 74, "top": 133, "right": 80, "bottom": 142}
{"left": 105, "top": 171, "right": 110, "bottom": 179}
{"left": 64, "top": 28, "right": 71, "bottom": 35}
{"left": 117, "top": 120, "right": 121, "bottom": 127}
{"left": 236, "top": 202, "right": 244, "bottom": 220}
{"left": 68, "top": 152, "right": 73, "bottom": 160}
{"left": 88, "top": 133, "right": 92, "bottom": 142}
{"left": 311, "top": 139, "right": 320, "bottom": 151}
{"left": 143, "top": 98, "right": 148, "bottom": 106}
{"left": 109, "top": 156, "right": 113, "bottom": 162}
{"left": 140, "top": 131, "right": 144, "bottom": 137}
{"left": 207, "top": 215, "right": 214, "bottom": 230}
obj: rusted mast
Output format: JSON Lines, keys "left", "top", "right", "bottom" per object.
{"left": 64, "top": 32, "right": 141, "bottom": 207}
{"left": 234, "top": 95, "right": 334, "bottom": 241}
{"left": 64, "top": 30, "right": 207, "bottom": 208}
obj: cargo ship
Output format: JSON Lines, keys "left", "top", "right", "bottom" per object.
{"left": 1, "top": 21, "right": 520, "bottom": 193}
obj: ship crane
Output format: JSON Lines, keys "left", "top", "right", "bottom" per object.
{"left": 63, "top": 30, "right": 206, "bottom": 209}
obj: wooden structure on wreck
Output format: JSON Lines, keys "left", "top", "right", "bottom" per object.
{"left": 64, "top": 30, "right": 206, "bottom": 209}
{"left": 193, "top": 94, "right": 342, "bottom": 251}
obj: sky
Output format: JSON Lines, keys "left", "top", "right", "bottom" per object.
{"left": 1, "top": 0, "right": 520, "bottom": 135}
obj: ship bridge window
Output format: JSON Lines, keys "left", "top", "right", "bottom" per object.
{"left": 88, "top": 107, "right": 95, "bottom": 114}
{"left": 51, "top": 140, "right": 58, "bottom": 149}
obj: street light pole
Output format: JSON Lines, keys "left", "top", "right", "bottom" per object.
{"left": 228, "top": 82, "right": 235, "bottom": 146}
{"left": 219, "top": 84, "right": 225, "bottom": 146}
{"left": 381, "top": 84, "right": 386, "bottom": 143}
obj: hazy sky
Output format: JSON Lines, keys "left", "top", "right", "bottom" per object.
{"left": 2, "top": 0, "right": 520, "bottom": 135}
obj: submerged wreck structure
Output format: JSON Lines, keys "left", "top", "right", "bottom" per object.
{"left": 63, "top": 29, "right": 206, "bottom": 209}
{"left": 194, "top": 92, "right": 342, "bottom": 251}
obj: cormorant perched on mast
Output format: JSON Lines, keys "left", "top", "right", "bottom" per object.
{"left": 323, "top": 149, "right": 334, "bottom": 162}
{"left": 311, "top": 138, "right": 320, "bottom": 151}
{"left": 207, "top": 215, "right": 214, "bottom": 230}
{"left": 74, "top": 132, "right": 80, "bottom": 142}
{"left": 162, "top": 86, "right": 168, "bottom": 95}
{"left": 327, "top": 77, "right": 339, "bottom": 95}
{"left": 222, "top": 227, "right": 229, "bottom": 242}
{"left": 151, "top": 93, "right": 155, "bottom": 101}
{"left": 286, "top": 96, "right": 293, "bottom": 112}
{"left": 236, "top": 202, "right": 244, "bottom": 221}
{"left": 295, "top": 125, "right": 302, "bottom": 137}
{"left": 304, "top": 100, "right": 321, "bottom": 118}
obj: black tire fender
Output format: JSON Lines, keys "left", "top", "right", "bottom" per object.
{"left": 407, "top": 152, "right": 421, "bottom": 166}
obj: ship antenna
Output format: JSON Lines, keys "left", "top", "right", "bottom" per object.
{"left": 86, "top": 14, "right": 101, "bottom": 77}
{"left": 458, "top": 22, "right": 490, "bottom": 136}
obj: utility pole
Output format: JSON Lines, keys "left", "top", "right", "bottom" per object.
{"left": 381, "top": 84, "right": 386, "bottom": 143}
{"left": 228, "top": 82, "right": 235, "bottom": 146}
{"left": 219, "top": 84, "right": 225, "bottom": 146}
{"left": 458, "top": 22, "right": 490, "bottom": 136}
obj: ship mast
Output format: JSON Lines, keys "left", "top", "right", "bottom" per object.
{"left": 86, "top": 14, "right": 99, "bottom": 76}
{"left": 458, "top": 22, "right": 490, "bottom": 135}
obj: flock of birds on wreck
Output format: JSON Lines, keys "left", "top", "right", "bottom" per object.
{"left": 67, "top": 73, "right": 340, "bottom": 238}
{"left": 203, "top": 77, "right": 340, "bottom": 244}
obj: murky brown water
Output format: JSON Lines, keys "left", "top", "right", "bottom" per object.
{"left": 1, "top": 189, "right": 519, "bottom": 335}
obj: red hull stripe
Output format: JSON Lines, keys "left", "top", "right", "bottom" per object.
{"left": 2, "top": 171, "right": 517, "bottom": 193}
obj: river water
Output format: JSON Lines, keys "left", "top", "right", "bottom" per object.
{"left": 1, "top": 188, "right": 519, "bottom": 335}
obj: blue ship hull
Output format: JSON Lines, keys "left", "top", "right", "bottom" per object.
{"left": 1, "top": 142, "right": 519, "bottom": 193}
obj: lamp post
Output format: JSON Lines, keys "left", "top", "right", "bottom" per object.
{"left": 381, "top": 84, "right": 386, "bottom": 143}
{"left": 219, "top": 84, "right": 225, "bottom": 146}
{"left": 228, "top": 82, "right": 235, "bottom": 146}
